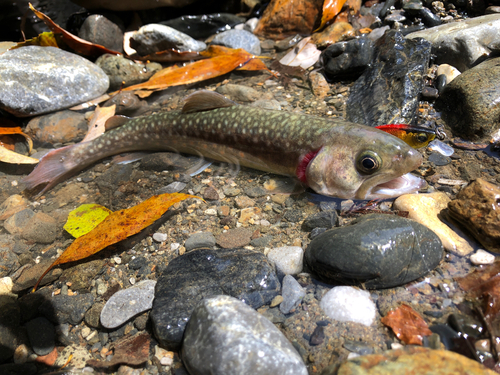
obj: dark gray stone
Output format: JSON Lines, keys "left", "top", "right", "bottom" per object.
{"left": 305, "top": 214, "right": 443, "bottom": 289}
{"left": 182, "top": 296, "right": 307, "bottom": 375}
{"left": 250, "top": 235, "right": 273, "bottom": 248}
{"left": 78, "top": 14, "right": 123, "bottom": 52}
{"left": 346, "top": 30, "right": 431, "bottom": 127}
{"left": 129, "top": 256, "right": 148, "bottom": 270}
{"left": 95, "top": 54, "right": 162, "bottom": 90}
{"left": 436, "top": 57, "right": 500, "bottom": 140}
{"left": 185, "top": 232, "right": 216, "bottom": 251}
{"left": 39, "top": 294, "right": 95, "bottom": 325}
{"left": 151, "top": 248, "right": 280, "bottom": 350}
{"left": 428, "top": 152, "right": 451, "bottom": 166}
{"left": 161, "top": 13, "right": 245, "bottom": 39}
{"left": 60, "top": 259, "right": 105, "bottom": 291}
{"left": 0, "top": 295, "right": 21, "bottom": 362}
{"left": 0, "top": 46, "right": 109, "bottom": 117}
{"left": 211, "top": 29, "right": 261, "bottom": 55}
{"left": 322, "top": 37, "right": 374, "bottom": 79}
{"left": 25, "top": 317, "right": 55, "bottom": 356}
{"left": 302, "top": 211, "right": 338, "bottom": 231}
{"left": 85, "top": 302, "right": 105, "bottom": 328}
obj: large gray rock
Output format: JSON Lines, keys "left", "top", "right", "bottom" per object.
{"left": 151, "top": 248, "right": 280, "bottom": 350}
{"left": 182, "top": 295, "right": 308, "bottom": 375}
{"left": 305, "top": 214, "right": 443, "bottom": 289}
{"left": 407, "top": 14, "right": 500, "bottom": 72}
{"left": 436, "top": 57, "right": 500, "bottom": 140}
{"left": 346, "top": 30, "right": 431, "bottom": 127}
{"left": 130, "top": 24, "right": 207, "bottom": 56}
{"left": 211, "top": 29, "right": 261, "bottom": 55}
{"left": 0, "top": 46, "right": 109, "bottom": 117}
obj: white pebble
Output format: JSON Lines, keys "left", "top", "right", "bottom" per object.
{"left": 267, "top": 246, "right": 304, "bottom": 275}
{"left": 0, "top": 277, "right": 14, "bottom": 295}
{"left": 171, "top": 242, "right": 180, "bottom": 251}
{"left": 204, "top": 208, "right": 217, "bottom": 216}
{"left": 320, "top": 286, "right": 376, "bottom": 327}
{"left": 470, "top": 249, "right": 496, "bottom": 265}
{"left": 347, "top": 352, "right": 360, "bottom": 359}
{"left": 113, "top": 256, "right": 122, "bottom": 264}
{"left": 81, "top": 327, "right": 91, "bottom": 338}
{"left": 391, "top": 342, "right": 404, "bottom": 350}
{"left": 153, "top": 232, "right": 168, "bottom": 243}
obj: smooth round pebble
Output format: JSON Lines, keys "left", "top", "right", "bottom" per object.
{"left": 470, "top": 249, "right": 496, "bottom": 265}
{"left": 267, "top": 246, "right": 304, "bottom": 275}
{"left": 320, "top": 286, "right": 376, "bottom": 326}
{"left": 152, "top": 233, "right": 168, "bottom": 243}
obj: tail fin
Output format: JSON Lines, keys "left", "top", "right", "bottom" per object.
{"left": 23, "top": 143, "right": 90, "bottom": 196}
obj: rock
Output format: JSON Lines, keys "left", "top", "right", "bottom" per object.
{"left": 346, "top": 30, "right": 431, "bottom": 127}
{"left": 447, "top": 179, "right": 500, "bottom": 252}
{"left": 305, "top": 214, "right": 443, "bottom": 289}
{"left": 470, "top": 249, "right": 496, "bottom": 265}
{"left": 436, "top": 64, "right": 461, "bottom": 85}
{"left": 39, "top": 293, "right": 95, "bottom": 325}
{"left": 78, "top": 14, "right": 123, "bottom": 52}
{"left": 139, "top": 152, "right": 193, "bottom": 172}
{"left": 161, "top": 13, "right": 245, "bottom": 39}
{"left": 25, "top": 111, "right": 87, "bottom": 145}
{"left": 280, "top": 275, "right": 306, "bottom": 314}
{"left": 151, "top": 248, "right": 280, "bottom": 349}
{"left": 216, "top": 227, "right": 253, "bottom": 248}
{"left": 3, "top": 208, "right": 35, "bottom": 236}
{"left": 53, "top": 345, "right": 92, "bottom": 369}
{"left": 185, "top": 232, "right": 216, "bottom": 251}
{"left": 216, "top": 84, "right": 262, "bottom": 102}
{"left": 211, "top": 29, "right": 261, "bottom": 55}
{"left": 322, "top": 37, "right": 374, "bottom": 79}
{"left": 202, "top": 186, "right": 220, "bottom": 200}
{"left": 309, "top": 71, "right": 330, "bottom": 98}
{"left": 267, "top": 246, "right": 304, "bottom": 275}
{"left": 25, "top": 317, "right": 55, "bottom": 356}
{"left": 0, "top": 46, "right": 109, "bottom": 117}
{"left": 320, "top": 286, "right": 376, "bottom": 326}
{"left": 0, "top": 247, "right": 19, "bottom": 278}
{"left": 153, "top": 232, "right": 168, "bottom": 243}
{"left": 393, "top": 192, "right": 476, "bottom": 256}
{"left": 326, "top": 346, "right": 496, "bottom": 375}
{"left": 100, "top": 280, "right": 156, "bottom": 329}
{"left": 102, "top": 92, "right": 149, "bottom": 117}
{"left": 302, "top": 211, "right": 338, "bottom": 231}
{"left": 95, "top": 54, "right": 162, "bottom": 90}
{"left": 0, "top": 277, "right": 14, "bottom": 295}
{"left": 407, "top": 14, "right": 500, "bottom": 72}
{"left": 182, "top": 295, "right": 308, "bottom": 375}
{"left": 12, "top": 259, "right": 62, "bottom": 292}
{"left": 311, "top": 22, "right": 355, "bottom": 48}
{"left": 130, "top": 24, "right": 206, "bottom": 56}
{"left": 428, "top": 151, "right": 451, "bottom": 166}
{"left": 253, "top": 0, "right": 323, "bottom": 39}
{"left": 61, "top": 260, "right": 105, "bottom": 291}
{"left": 0, "top": 195, "right": 29, "bottom": 221}
{"left": 71, "top": 0, "right": 197, "bottom": 10}
{"left": 436, "top": 57, "right": 500, "bottom": 140}
{"left": 85, "top": 302, "right": 105, "bottom": 328}
{"left": 234, "top": 195, "right": 256, "bottom": 208}
{"left": 20, "top": 212, "right": 58, "bottom": 244}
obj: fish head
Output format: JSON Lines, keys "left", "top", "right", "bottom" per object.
{"left": 305, "top": 126, "right": 425, "bottom": 200}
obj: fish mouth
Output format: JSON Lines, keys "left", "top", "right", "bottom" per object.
{"left": 366, "top": 173, "right": 426, "bottom": 199}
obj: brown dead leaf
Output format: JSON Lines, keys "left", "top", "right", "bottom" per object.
{"left": 32, "top": 193, "right": 198, "bottom": 291}
{"left": 381, "top": 304, "right": 432, "bottom": 345}
{"left": 0, "top": 145, "right": 39, "bottom": 164}
{"left": 82, "top": 105, "right": 117, "bottom": 142}
{"left": 316, "top": 0, "right": 349, "bottom": 31}
{"left": 0, "top": 125, "right": 33, "bottom": 153}
{"left": 87, "top": 332, "right": 150, "bottom": 369}
{"left": 29, "top": 3, "right": 121, "bottom": 57}
{"left": 11, "top": 32, "right": 61, "bottom": 49}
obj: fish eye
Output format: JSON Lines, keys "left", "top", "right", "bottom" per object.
{"left": 356, "top": 151, "right": 382, "bottom": 175}
{"left": 416, "top": 133, "right": 429, "bottom": 143}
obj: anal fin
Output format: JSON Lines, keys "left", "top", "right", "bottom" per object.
{"left": 182, "top": 90, "right": 236, "bottom": 113}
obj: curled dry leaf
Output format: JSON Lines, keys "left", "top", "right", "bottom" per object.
{"left": 279, "top": 37, "right": 321, "bottom": 69}
{"left": 0, "top": 146, "right": 39, "bottom": 164}
{"left": 381, "top": 304, "right": 432, "bottom": 345}
{"left": 82, "top": 105, "right": 117, "bottom": 142}
{"left": 315, "top": 0, "right": 349, "bottom": 31}
{"left": 33, "top": 193, "right": 199, "bottom": 291}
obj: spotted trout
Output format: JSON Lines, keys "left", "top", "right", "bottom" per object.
{"left": 23, "top": 90, "right": 424, "bottom": 199}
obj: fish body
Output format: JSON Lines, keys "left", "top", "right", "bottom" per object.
{"left": 23, "top": 91, "right": 424, "bottom": 200}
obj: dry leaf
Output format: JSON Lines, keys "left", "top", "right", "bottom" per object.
{"left": 0, "top": 125, "right": 33, "bottom": 153}
{"left": 63, "top": 204, "right": 113, "bottom": 238}
{"left": 316, "top": 0, "right": 349, "bottom": 31}
{"left": 0, "top": 145, "right": 39, "bottom": 164}
{"left": 381, "top": 304, "right": 432, "bottom": 345}
{"left": 33, "top": 193, "right": 198, "bottom": 291}
{"left": 279, "top": 37, "right": 321, "bottom": 69}
{"left": 11, "top": 31, "right": 61, "bottom": 49}
{"left": 29, "top": 3, "right": 121, "bottom": 56}
{"left": 82, "top": 105, "right": 117, "bottom": 142}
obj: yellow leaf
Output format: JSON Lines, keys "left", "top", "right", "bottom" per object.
{"left": 63, "top": 204, "right": 113, "bottom": 238}
{"left": 0, "top": 145, "right": 38, "bottom": 164}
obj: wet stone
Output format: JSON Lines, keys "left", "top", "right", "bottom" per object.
{"left": 322, "top": 37, "right": 374, "bottom": 79}
{"left": 0, "top": 247, "right": 19, "bottom": 278}
{"left": 25, "top": 317, "right": 55, "bottom": 356}
{"left": 182, "top": 295, "right": 307, "bottom": 375}
{"left": 20, "top": 212, "right": 58, "bottom": 244}
{"left": 0, "top": 46, "right": 109, "bottom": 116}
{"left": 346, "top": 30, "right": 431, "bottom": 127}
{"left": 305, "top": 214, "right": 443, "bottom": 289}
{"left": 216, "top": 227, "right": 253, "bottom": 248}
{"left": 78, "top": 14, "right": 123, "bottom": 52}
{"left": 61, "top": 259, "right": 105, "bottom": 291}
{"left": 267, "top": 247, "right": 304, "bottom": 276}
{"left": 185, "top": 232, "right": 216, "bottom": 251}
{"left": 85, "top": 302, "right": 105, "bottom": 329}
{"left": 151, "top": 248, "right": 280, "bottom": 350}
{"left": 284, "top": 209, "right": 303, "bottom": 223}
{"left": 128, "top": 256, "right": 148, "bottom": 270}
{"left": 244, "top": 186, "right": 267, "bottom": 198}
{"left": 39, "top": 293, "right": 95, "bottom": 325}
{"left": 3, "top": 208, "right": 35, "bottom": 236}
{"left": 12, "top": 259, "right": 62, "bottom": 293}
{"left": 139, "top": 152, "right": 192, "bottom": 172}
{"left": 280, "top": 275, "right": 306, "bottom": 314}
{"left": 302, "top": 211, "right": 338, "bottom": 231}
{"left": 211, "top": 29, "right": 261, "bottom": 55}
{"left": 101, "top": 280, "right": 156, "bottom": 329}
{"left": 161, "top": 13, "right": 244, "bottom": 39}
{"left": 320, "top": 286, "right": 376, "bottom": 326}
{"left": 250, "top": 235, "right": 273, "bottom": 248}
{"left": 202, "top": 186, "right": 219, "bottom": 200}
{"left": 448, "top": 179, "right": 500, "bottom": 253}
{"left": 25, "top": 110, "right": 87, "bottom": 145}
{"left": 0, "top": 194, "right": 28, "bottom": 221}
{"left": 428, "top": 152, "right": 451, "bottom": 166}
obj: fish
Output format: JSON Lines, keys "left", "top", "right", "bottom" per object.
{"left": 375, "top": 124, "right": 438, "bottom": 149}
{"left": 23, "top": 90, "right": 425, "bottom": 200}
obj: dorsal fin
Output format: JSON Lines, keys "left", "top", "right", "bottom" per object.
{"left": 105, "top": 115, "right": 131, "bottom": 131}
{"left": 182, "top": 90, "right": 237, "bottom": 113}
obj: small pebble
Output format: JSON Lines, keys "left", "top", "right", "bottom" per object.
{"left": 470, "top": 249, "right": 496, "bottom": 265}
{"left": 267, "top": 246, "right": 304, "bottom": 275}
{"left": 152, "top": 233, "right": 167, "bottom": 243}
{"left": 320, "top": 286, "right": 376, "bottom": 326}
{"left": 280, "top": 275, "right": 306, "bottom": 314}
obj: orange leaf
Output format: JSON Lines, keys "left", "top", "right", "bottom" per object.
{"left": 381, "top": 304, "right": 432, "bottom": 345}
{"left": 32, "top": 193, "right": 199, "bottom": 291}
{"left": 316, "top": 0, "right": 349, "bottom": 31}
{"left": 236, "top": 58, "right": 271, "bottom": 72}
{"left": 121, "top": 46, "right": 264, "bottom": 92}
{"left": 29, "top": 3, "right": 121, "bottom": 56}
{"left": 0, "top": 125, "right": 33, "bottom": 153}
